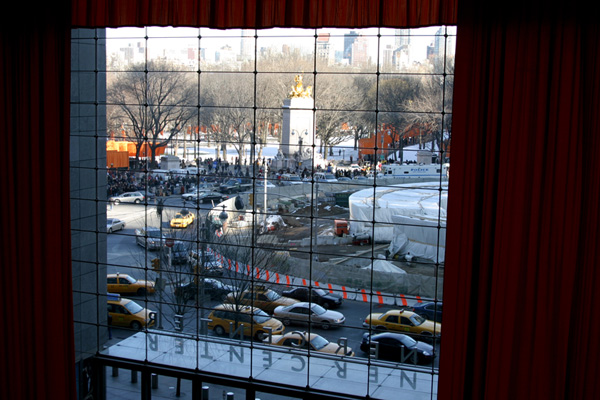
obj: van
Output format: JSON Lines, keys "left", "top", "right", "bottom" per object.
{"left": 208, "top": 303, "right": 285, "bottom": 340}
{"left": 150, "top": 169, "right": 170, "bottom": 179}
{"left": 314, "top": 172, "right": 338, "bottom": 183}
{"left": 185, "top": 166, "right": 207, "bottom": 176}
{"left": 280, "top": 174, "right": 303, "bottom": 185}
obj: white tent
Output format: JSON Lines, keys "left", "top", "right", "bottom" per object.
{"left": 349, "top": 181, "right": 447, "bottom": 263}
{"left": 361, "top": 259, "right": 407, "bottom": 275}
{"left": 387, "top": 215, "right": 446, "bottom": 263}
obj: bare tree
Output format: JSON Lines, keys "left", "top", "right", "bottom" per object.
{"left": 108, "top": 60, "right": 198, "bottom": 167}
{"left": 209, "top": 227, "right": 292, "bottom": 334}
{"left": 314, "top": 72, "right": 363, "bottom": 158}
{"left": 403, "top": 58, "right": 454, "bottom": 159}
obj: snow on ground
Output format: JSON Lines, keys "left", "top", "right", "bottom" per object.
{"left": 171, "top": 138, "right": 437, "bottom": 165}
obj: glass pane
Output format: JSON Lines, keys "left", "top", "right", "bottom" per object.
{"left": 73, "top": 24, "right": 455, "bottom": 400}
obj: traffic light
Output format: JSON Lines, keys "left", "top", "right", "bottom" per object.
{"left": 249, "top": 193, "right": 254, "bottom": 206}
{"left": 151, "top": 258, "right": 160, "bottom": 271}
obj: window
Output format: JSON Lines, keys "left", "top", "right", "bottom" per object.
{"left": 71, "top": 25, "right": 454, "bottom": 399}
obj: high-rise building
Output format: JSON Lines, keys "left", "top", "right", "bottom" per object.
{"left": 343, "top": 30, "right": 358, "bottom": 63}
{"left": 240, "top": 29, "right": 254, "bottom": 61}
{"left": 316, "top": 33, "right": 331, "bottom": 65}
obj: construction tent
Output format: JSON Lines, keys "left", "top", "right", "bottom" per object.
{"left": 348, "top": 182, "right": 447, "bottom": 263}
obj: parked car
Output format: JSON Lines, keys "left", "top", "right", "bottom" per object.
{"left": 170, "top": 241, "right": 189, "bottom": 264}
{"left": 337, "top": 177, "right": 352, "bottom": 182}
{"left": 360, "top": 332, "right": 434, "bottom": 364}
{"left": 170, "top": 209, "right": 195, "bottom": 228}
{"left": 219, "top": 179, "right": 245, "bottom": 194}
{"left": 182, "top": 187, "right": 211, "bottom": 202}
{"left": 363, "top": 309, "right": 441, "bottom": 342}
{"left": 225, "top": 285, "right": 299, "bottom": 314}
{"left": 282, "top": 287, "right": 343, "bottom": 309}
{"left": 255, "top": 180, "right": 277, "bottom": 189}
{"left": 188, "top": 250, "right": 224, "bottom": 276}
{"left": 314, "top": 172, "right": 338, "bottom": 182}
{"left": 279, "top": 174, "right": 303, "bottom": 186}
{"left": 273, "top": 302, "right": 345, "bottom": 330}
{"left": 174, "top": 278, "right": 235, "bottom": 302}
{"left": 194, "top": 191, "right": 228, "bottom": 204}
{"left": 411, "top": 301, "right": 443, "bottom": 323}
{"left": 134, "top": 227, "right": 165, "bottom": 250}
{"left": 107, "top": 293, "right": 156, "bottom": 330}
{"left": 109, "top": 191, "right": 145, "bottom": 204}
{"left": 207, "top": 304, "right": 284, "bottom": 340}
{"left": 106, "top": 218, "right": 126, "bottom": 233}
{"left": 266, "top": 331, "right": 354, "bottom": 357}
{"left": 107, "top": 273, "right": 155, "bottom": 296}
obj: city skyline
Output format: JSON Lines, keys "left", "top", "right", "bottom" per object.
{"left": 106, "top": 26, "right": 455, "bottom": 70}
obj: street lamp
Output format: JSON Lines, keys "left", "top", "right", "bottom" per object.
{"left": 156, "top": 198, "right": 165, "bottom": 329}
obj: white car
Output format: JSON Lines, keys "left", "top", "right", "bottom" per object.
{"left": 182, "top": 189, "right": 208, "bottom": 202}
{"left": 107, "top": 218, "right": 126, "bottom": 233}
{"left": 109, "top": 191, "right": 145, "bottom": 204}
{"left": 256, "top": 180, "right": 277, "bottom": 189}
{"left": 273, "top": 302, "right": 346, "bottom": 330}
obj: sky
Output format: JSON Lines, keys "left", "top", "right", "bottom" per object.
{"left": 106, "top": 26, "right": 453, "bottom": 66}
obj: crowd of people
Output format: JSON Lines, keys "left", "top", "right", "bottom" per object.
{"left": 107, "top": 154, "right": 399, "bottom": 199}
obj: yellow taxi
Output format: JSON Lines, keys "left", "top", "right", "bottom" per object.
{"left": 170, "top": 209, "right": 195, "bottom": 228}
{"left": 224, "top": 285, "right": 299, "bottom": 314}
{"left": 207, "top": 304, "right": 284, "bottom": 340}
{"left": 363, "top": 309, "right": 441, "bottom": 342}
{"left": 107, "top": 273, "right": 155, "bottom": 296}
{"left": 107, "top": 293, "right": 156, "bottom": 330}
{"left": 266, "top": 331, "right": 354, "bottom": 357}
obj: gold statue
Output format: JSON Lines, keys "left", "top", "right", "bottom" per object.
{"left": 288, "top": 74, "right": 312, "bottom": 98}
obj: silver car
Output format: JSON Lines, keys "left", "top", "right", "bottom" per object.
{"left": 107, "top": 218, "right": 126, "bottom": 233}
{"left": 109, "top": 191, "right": 145, "bottom": 204}
{"left": 134, "top": 227, "right": 165, "bottom": 250}
{"left": 273, "top": 302, "right": 346, "bottom": 330}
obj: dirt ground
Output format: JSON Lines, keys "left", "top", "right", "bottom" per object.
{"left": 264, "top": 203, "right": 443, "bottom": 278}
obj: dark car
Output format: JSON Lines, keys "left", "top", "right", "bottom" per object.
{"left": 170, "top": 241, "right": 189, "bottom": 265}
{"left": 219, "top": 179, "right": 243, "bottom": 194}
{"left": 411, "top": 301, "right": 442, "bottom": 322}
{"left": 194, "top": 191, "right": 228, "bottom": 204}
{"left": 174, "top": 278, "right": 235, "bottom": 302}
{"left": 282, "top": 287, "right": 343, "bottom": 309}
{"left": 360, "top": 332, "right": 435, "bottom": 364}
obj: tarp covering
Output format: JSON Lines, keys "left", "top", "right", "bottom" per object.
{"left": 387, "top": 215, "right": 446, "bottom": 263}
{"left": 348, "top": 181, "right": 448, "bottom": 247}
{"left": 362, "top": 259, "right": 407, "bottom": 274}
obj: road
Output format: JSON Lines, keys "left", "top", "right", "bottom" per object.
{"left": 106, "top": 201, "right": 440, "bottom": 369}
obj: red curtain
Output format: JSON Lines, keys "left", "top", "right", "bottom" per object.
{"left": 71, "top": 0, "right": 457, "bottom": 28}
{"left": 3, "top": 1, "right": 600, "bottom": 399}
{"left": 0, "top": 3, "right": 75, "bottom": 400}
{"left": 441, "top": 4, "right": 600, "bottom": 399}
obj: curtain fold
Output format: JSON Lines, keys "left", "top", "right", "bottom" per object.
{"left": 0, "top": 7, "right": 75, "bottom": 400}
{"left": 441, "top": 4, "right": 600, "bottom": 399}
{"left": 3, "top": 0, "right": 599, "bottom": 399}
{"left": 71, "top": 0, "right": 457, "bottom": 28}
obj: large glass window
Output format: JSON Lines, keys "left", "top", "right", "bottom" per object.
{"left": 71, "top": 26, "right": 454, "bottom": 399}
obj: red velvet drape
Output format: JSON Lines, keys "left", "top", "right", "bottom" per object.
{"left": 71, "top": 0, "right": 457, "bottom": 28}
{"left": 441, "top": 4, "right": 600, "bottom": 399}
{"left": 0, "top": 4, "right": 74, "bottom": 400}
{"left": 2, "top": 1, "right": 599, "bottom": 399}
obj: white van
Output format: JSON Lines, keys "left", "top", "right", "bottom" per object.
{"left": 150, "top": 169, "right": 170, "bottom": 179}
{"left": 184, "top": 166, "right": 207, "bottom": 176}
{"left": 280, "top": 174, "right": 303, "bottom": 185}
{"left": 314, "top": 172, "right": 338, "bottom": 183}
